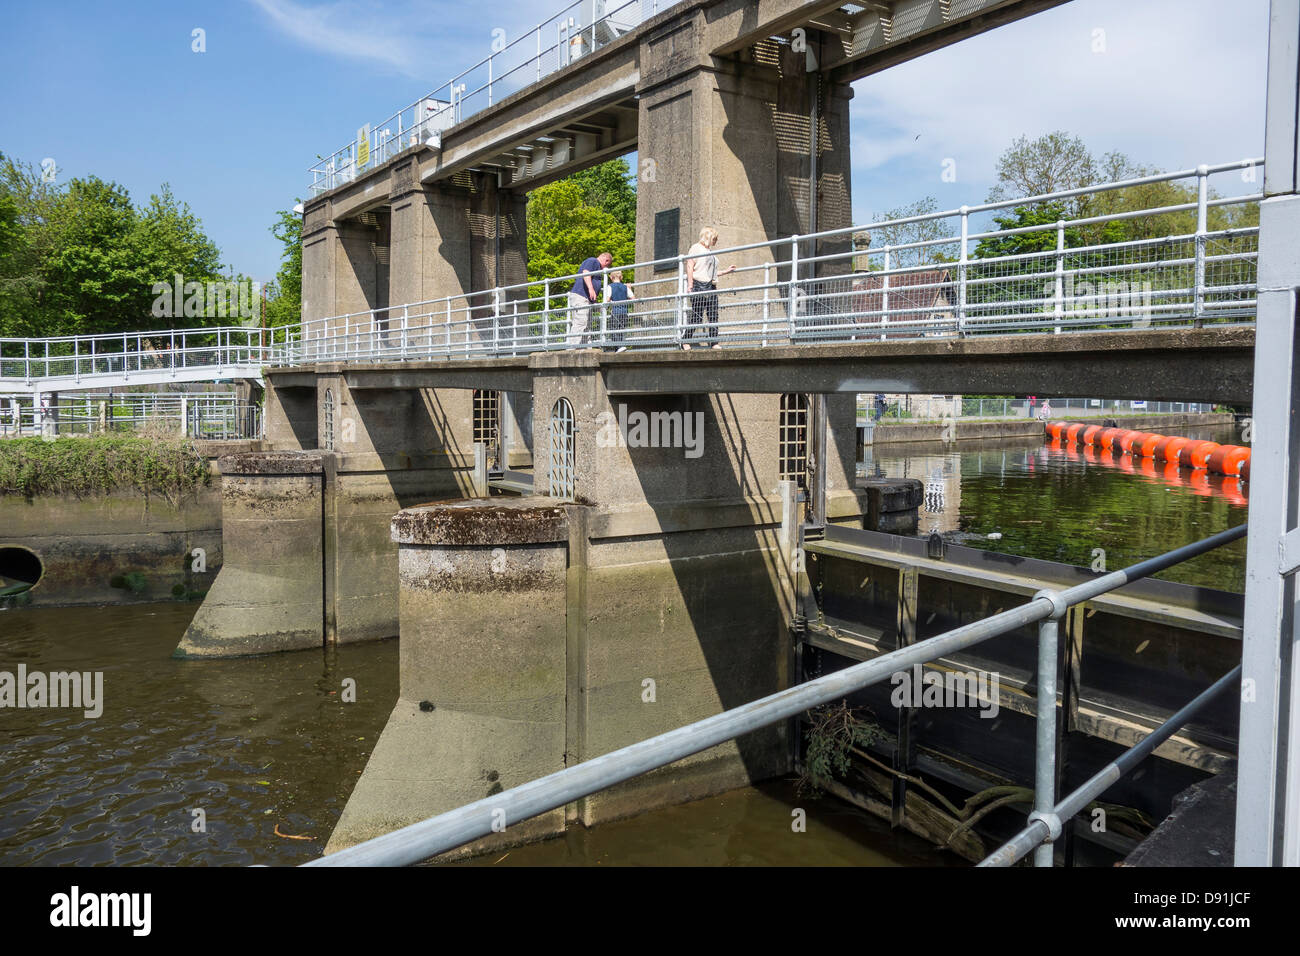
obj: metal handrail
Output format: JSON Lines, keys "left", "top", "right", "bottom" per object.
{"left": 979, "top": 664, "right": 1242, "bottom": 867}
{"left": 306, "top": 522, "right": 1247, "bottom": 866}
{"left": 292, "top": 158, "right": 1264, "bottom": 363}
{"left": 308, "top": 0, "right": 657, "bottom": 195}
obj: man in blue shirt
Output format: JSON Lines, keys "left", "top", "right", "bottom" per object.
{"left": 566, "top": 251, "right": 612, "bottom": 347}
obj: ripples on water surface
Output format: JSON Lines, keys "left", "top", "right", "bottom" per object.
{"left": 0, "top": 604, "right": 398, "bottom": 866}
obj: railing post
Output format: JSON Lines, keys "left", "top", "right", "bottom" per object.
{"left": 543, "top": 279, "right": 551, "bottom": 349}
{"left": 957, "top": 206, "right": 969, "bottom": 336}
{"left": 1031, "top": 590, "right": 1065, "bottom": 867}
{"left": 762, "top": 262, "right": 772, "bottom": 347}
{"left": 1054, "top": 220, "right": 1066, "bottom": 335}
{"left": 512, "top": 300, "right": 520, "bottom": 356}
{"left": 536, "top": 26, "right": 542, "bottom": 81}
{"left": 881, "top": 246, "right": 891, "bottom": 341}
{"left": 402, "top": 305, "right": 409, "bottom": 359}
{"left": 493, "top": 287, "right": 502, "bottom": 356}
{"left": 1194, "top": 163, "right": 1209, "bottom": 328}
{"left": 445, "top": 300, "right": 452, "bottom": 356}
{"left": 598, "top": 273, "right": 608, "bottom": 347}
{"left": 676, "top": 256, "right": 687, "bottom": 345}
{"left": 789, "top": 236, "right": 801, "bottom": 341}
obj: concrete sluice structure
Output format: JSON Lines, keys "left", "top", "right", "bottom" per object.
{"left": 177, "top": 356, "right": 878, "bottom": 855}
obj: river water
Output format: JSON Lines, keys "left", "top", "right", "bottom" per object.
{"left": 0, "top": 424, "right": 1248, "bottom": 865}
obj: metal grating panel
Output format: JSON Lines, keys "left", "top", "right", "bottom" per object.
{"left": 473, "top": 388, "right": 501, "bottom": 468}
{"left": 548, "top": 397, "right": 575, "bottom": 500}
{"left": 322, "top": 388, "right": 335, "bottom": 451}
{"left": 779, "top": 392, "right": 809, "bottom": 489}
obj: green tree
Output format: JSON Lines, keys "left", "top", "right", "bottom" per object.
{"left": 988, "top": 131, "right": 1097, "bottom": 207}
{"left": 568, "top": 158, "right": 637, "bottom": 233}
{"left": 526, "top": 178, "right": 636, "bottom": 288}
{"left": 0, "top": 153, "right": 228, "bottom": 339}
{"left": 868, "top": 197, "right": 957, "bottom": 267}
{"left": 264, "top": 208, "right": 302, "bottom": 329}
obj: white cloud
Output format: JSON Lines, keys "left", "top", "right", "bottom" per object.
{"left": 849, "top": 0, "right": 1269, "bottom": 218}
{"left": 247, "top": 0, "right": 430, "bottom": 77}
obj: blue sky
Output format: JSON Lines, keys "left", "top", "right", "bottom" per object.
{"left": 0, "top": 0, "right": 1270, "bottom": 284}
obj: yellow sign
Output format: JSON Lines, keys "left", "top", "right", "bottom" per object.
{"left": 356, "top": 125, "right": 371, "bottom": 169}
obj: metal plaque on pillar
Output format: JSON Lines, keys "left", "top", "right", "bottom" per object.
{"left": 654, "top": 208, "right": 680, "bottom": 268}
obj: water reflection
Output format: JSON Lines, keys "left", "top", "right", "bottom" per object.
{"left": 862, "top": 425, "right": 1248, "bottom": 591}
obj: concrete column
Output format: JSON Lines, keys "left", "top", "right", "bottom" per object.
{"left": 175, "top": 452, "right": 325, "bottom": 657}
{"left": 300, "top": 198, "right": 389, "bottom": 333}
{"left": 387, "top": 165, "right": 529, "bottom": 322}
{"left": 327, "top": 499, "right": 574, "bottom": 856}
{"left": 635, "top": 33, "right": 853, "bottom": 279}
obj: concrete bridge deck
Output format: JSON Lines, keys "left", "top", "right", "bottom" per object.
{"left": 276, "top": 325, "right": 1256, "bottom": 406}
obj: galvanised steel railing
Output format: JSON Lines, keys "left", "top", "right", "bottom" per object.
{"left": 308, "top": 0, "right": 658, "bottom": 195}
{"left": 862, "top": 396, "right": 1217, "bottom": 422}
{"left": 293, "top": 159, "right": 1263, "bottom": 363}
{"left": 307, "top": 518, "right": 1247, "bottom": 867}
{"left": 2, "top": 159, "right": 1263, "bottom": 389}
{"left": 0, "top": 326, "right": 293, "bottom": 389}
{"left": 0, "top": 391, "right": 263, "bottom": 439}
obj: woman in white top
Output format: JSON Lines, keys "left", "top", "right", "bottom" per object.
{"left": 683, "top": 227, "right": 735, "bottom": 349}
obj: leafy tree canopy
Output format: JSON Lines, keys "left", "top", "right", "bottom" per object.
{"left": 527, "top": 163, "right": 636, "bottom": 288}
{"left": 0, "top": 152, "right": 229, "bottom": 339}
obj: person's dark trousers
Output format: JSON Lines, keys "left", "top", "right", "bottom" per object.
{"left": 688, "top": 281, "right": 718, "bottom": 343}
{"left": 609, "top": 309, "right": 628, "bottom": 346}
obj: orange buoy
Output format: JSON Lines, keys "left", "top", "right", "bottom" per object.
{"left": 1120, "top": 431, "right": 1149, "bottom": 453}
{"left": 1138, "top": 433, "right": 1163, "bottom": 458}
{"left": 1241, "top": 456, "right": 1251, "bottom": 482}
{"left": 1046, "top": 421, "right": 1065, "bottom": 440}
{"left": 1151, "top": 436, "right": 1178, "bottom": 461}
{"left": 1178, "top": 440, "right": 1211, "bottom": 469}
{"left": 1066, "top": 422, "right": 1086, "bottom": 444}
{"left": 1162, "top": 436, "right": 1191, "bottom": 465}
{"left": 1099, "top": 427, "right": 1121, "bottom": 449}
{"left": 1082, "top": 424, "right": 1103, "bottom": 446}
{"left": 1189, "top": 441, "right": 1221, "bottom": 470}
{"left": 1207, "top": 445, "right": 1251, "bottom": 477}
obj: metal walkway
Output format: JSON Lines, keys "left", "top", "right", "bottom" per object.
{"left": 0, "top": 159, "right": 1262, "bottom": 392}
{"left": 0, "top": 327, "right": 280, "bottom": 396}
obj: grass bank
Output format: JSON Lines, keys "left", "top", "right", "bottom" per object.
{"left": 0, "top": 434, "right": 209, "bottom": 502}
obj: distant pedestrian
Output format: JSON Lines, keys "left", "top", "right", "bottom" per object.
{"left": 566, "top": 251, "right": 612, "bottom": 347}
{"left": 682, "top": 227, "right": 735, "bottom": 350}
{"left": 602, "top": 270, "right": 635, "bottom": 352}
{"left": 1039, "top": 400, "right": 1053, "bottom": 421}
{"left": 874, "top": 393, "right": 887, "bottom": 422}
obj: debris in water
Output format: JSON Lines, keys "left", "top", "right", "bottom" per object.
{"left": 274, "top": 824, "right": 313, "bottom": 841}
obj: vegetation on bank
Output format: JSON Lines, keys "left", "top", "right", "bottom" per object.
{"left": 0, "top": 434, "right": 209, "bottom": 501}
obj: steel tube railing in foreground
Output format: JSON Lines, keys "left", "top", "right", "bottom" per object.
{"left": 980, "top": 663, "right": 1242, "bottom": 867}
{"left": 306, "top": 522, "right": 1246, "bottom": 867}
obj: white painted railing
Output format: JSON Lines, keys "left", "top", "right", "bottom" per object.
{"left": 1, "top": 159, "right": 1263, "bottom": 390}
{"left": 308, "top": 0, "right": 659, "bottom": 195}
{"left": 295, "top": 158, "right": 1263, "bottom": 363}
{"left": 0, "top": 326, "right": 291, "bottom": 392}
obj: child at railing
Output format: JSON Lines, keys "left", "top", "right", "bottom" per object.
{"left": 602, "top": 271, "right": 635, "bottom": 352}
